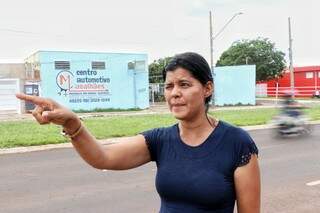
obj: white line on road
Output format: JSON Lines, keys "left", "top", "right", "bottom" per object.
{"left": 306, "top": 180, "right": 320, "bottom": 186}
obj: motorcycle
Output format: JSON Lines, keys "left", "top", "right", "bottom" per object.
{"left": 271, "top": 112, "right": 312, "bottom": 137}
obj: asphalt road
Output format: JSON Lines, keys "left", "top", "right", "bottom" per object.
{"left": 0, "top": 125, "right": 320, "bottom": 213}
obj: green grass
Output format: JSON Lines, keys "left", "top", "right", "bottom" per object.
{"left": 0, "top": 121, "right": 65, "bottom": 148}
{"left": 304, "top": 106, "right": 320, "bottom": 120}
{"left": 85, "top": 114, "right": 175, "bottom": 139}
{"left": 209, "top": 108, "right": 279, "bottom": 126}
{"left": 0, "top": 107, "right": 319, "bottom": 148}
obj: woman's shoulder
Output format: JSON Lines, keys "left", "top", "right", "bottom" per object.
{"left": 219, "top": 120, "right": 249, "bottom": 135}
{"left": 219, "top": 121, "right": 258, "bottom": 167}
{"left": 140, "top": 124, "right": 178, "bottom": 162}
{"left": 141, "top": 124, "right": 177, "bottom": 138}
{"left": 218, "top": 120, "right": 255, "bottom": 145}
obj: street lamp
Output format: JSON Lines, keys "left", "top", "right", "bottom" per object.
{"left": 209, "top": 11, "right": 243, "bottom": 105}
{"left": 212, "top": 12, "right": 243, "bottom": 41}
{"left": 209, "top": 11, "right": 243, "bottom": 71}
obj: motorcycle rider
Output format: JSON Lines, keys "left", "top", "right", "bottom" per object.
{"left": 282, "top": 93, "right": 303, "bottom": 118}
{"left": 277, "top": 92, "right": 308, "bottom": 134}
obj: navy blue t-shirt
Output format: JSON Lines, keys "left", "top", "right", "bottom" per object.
{"left": 141, "top": 120, "right": 258, "bottom": 213}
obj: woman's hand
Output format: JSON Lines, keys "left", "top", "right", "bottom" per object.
{"left": 16, "top": 93, "right": 80, "bottom": 133}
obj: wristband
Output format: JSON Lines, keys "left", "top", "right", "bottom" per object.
{"left": 61, "top": 122, "right": 83, "bottom": 139}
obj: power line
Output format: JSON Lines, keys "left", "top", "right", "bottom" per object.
{"left": 0, "top": 27, "right": 149, "bottom": 46}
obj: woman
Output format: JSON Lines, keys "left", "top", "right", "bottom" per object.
{"left": 16, "top": 52, "right": 260, "bottom": 213}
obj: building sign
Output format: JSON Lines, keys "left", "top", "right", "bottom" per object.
{"left": 56, "top": 69, "right": 111, "bottom": 104}
{"left": 56, "top": 71, "right": 73, "bottom": 95}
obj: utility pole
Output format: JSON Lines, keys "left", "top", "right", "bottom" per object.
{"left": 209, "top": 11, "right": 214, "bottom": 106}
{"left": 209, "top": 11, "right": 214, "bottom": 72}
{"left": 209, "top": 11, "right": 243, "bottom": 106}
{"left": 288, "top": 17, "right": 295, "bottom": 97}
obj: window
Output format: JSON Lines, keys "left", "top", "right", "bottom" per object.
{"left": 55, "top": 61, "right": 70, "bottom": 70}
{"left": 127, "top": 60, "right": 146, "bottom": 71}
{"left": 128, "top": 62, "right": 135, "bottom": 70}
{"left": 92, "top": 61, "right": 106, "bottom": 70}
{"left": 135, "top": 60, "right": 146, "bottom": 71}
{"left": 305, "top": 72, "right": 313, "bottom": 79}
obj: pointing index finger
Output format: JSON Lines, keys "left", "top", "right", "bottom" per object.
{"left": 16, "top": 93, "right": 51, "bottom": 107}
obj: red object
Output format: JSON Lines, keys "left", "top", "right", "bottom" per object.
{"left": 257, "top": 66, "right": 320, "bottom": 97}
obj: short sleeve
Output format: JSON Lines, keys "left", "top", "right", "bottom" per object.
{"left": 234, "top": 128, "right": 259, "bottom": 168}
{"left": 140, "top": 128, "right": 164, "bottom": 162}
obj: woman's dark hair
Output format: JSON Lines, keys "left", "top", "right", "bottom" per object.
{"left": 163, "top": 52, "right": 213, "bottom": 109}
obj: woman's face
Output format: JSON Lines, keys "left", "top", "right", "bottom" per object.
{"left": 164, "top": 67, "right": 212, "bottom": 121}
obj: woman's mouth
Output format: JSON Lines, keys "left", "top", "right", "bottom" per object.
{"left": 171, "top": 104, "right": 186, "bottom": 110}
{"left": 171, "top": 103, "right": 185, "bottom": 107}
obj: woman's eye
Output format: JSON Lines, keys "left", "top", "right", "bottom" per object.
{"left": 165, "top": 84, "right": 173, "bottom": 89}
{"left": 181, "top": 83, "right": 190, "bottom": 88}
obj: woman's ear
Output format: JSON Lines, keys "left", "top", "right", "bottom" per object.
{"left": 204, "top": 81, "right": 213, "bottom": 97}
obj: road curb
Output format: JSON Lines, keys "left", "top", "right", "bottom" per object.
{"left": 1, "top": 121, "right": 319, "bottom": 155}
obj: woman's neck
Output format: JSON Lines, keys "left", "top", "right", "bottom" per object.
{"left": 178, "top": 114, "right": 218, "bottom": 146}
{"left": 178, "top": 113, "right": 215, "bottom": 134}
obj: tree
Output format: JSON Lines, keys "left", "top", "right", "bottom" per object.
{"left": 148, "top": 57, "right": 172, "bottom": 83}
{"left": 216, "top": 38, "right": 286, "bottom": 81}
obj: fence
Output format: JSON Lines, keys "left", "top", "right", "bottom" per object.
{"left": 256, "top": 83, "right": 320, "bottom": 98}
{"left": 149, "top": 83, "right": 165, "bottom": 104}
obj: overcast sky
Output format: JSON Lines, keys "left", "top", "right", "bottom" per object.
{"left": 0, "top": 0, "right": 319, "bottom": 66}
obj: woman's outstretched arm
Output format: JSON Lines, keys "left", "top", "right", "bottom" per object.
{"left": 16, "top": 93, "right": 151, "bottom": 170}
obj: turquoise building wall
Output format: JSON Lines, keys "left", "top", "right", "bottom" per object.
{"left": 214, "top": 65, "right": 256, "bottom": 106}
{"left": 28, "top": 51, "right": 149, "bottom": 110}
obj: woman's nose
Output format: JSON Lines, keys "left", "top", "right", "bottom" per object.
{"left": 171, "top": 86, "right": 181, "bottom": 98}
